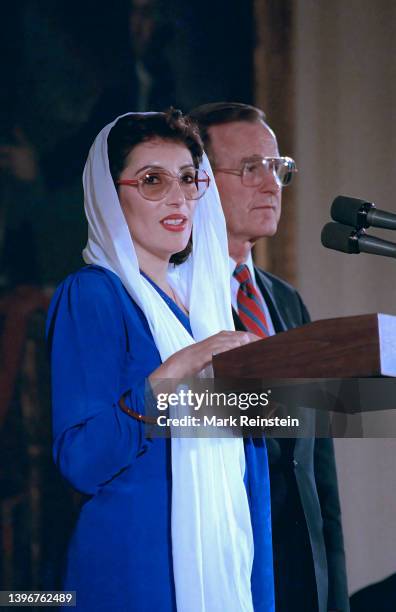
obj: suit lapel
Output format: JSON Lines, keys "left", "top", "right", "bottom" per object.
{"left": 232, "top": 306, "right": 244, "bottom": 331}
{"left": 253, "top": 266, "right": 288, "bottom": 333}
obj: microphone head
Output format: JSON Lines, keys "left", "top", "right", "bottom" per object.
{"left": 321, "top": 222, "right": 360, "bottom": 254}
{"left": 331, "top": 195, "right": 374, "bottom": 228}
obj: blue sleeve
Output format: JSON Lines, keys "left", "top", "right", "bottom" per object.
{"left": 47, "top": 270, "right": 152, "bottom": 495}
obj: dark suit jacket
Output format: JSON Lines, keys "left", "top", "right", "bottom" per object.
{"left": 350, "top": 573, "right": 396, "bottom": 612}
{"left": 233, "top": 266, "right": 349, "bottom": 612}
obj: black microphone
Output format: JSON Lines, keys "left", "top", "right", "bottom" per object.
{"left": 331, "top": 196, "right": 396, "bottom": 230}
{"left": 321, "top": 222, "right": 396, "bottom": 259}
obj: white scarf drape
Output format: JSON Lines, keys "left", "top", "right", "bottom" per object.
{"left": 82, "top": 113, "right": 254, "bottom": 612}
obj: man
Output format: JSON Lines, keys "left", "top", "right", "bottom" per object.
{"left": 189, "top": 102, "right": 349, "bottom": 612}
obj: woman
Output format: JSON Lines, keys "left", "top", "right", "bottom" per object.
{"left": 47, "top": 110, "right": 274, "bottom": 611}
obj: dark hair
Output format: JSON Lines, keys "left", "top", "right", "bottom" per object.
{"left": 188, "top": 102, "right": 266, "bottom": 165}
{"left": 108, "top": 108, "right": 203, "bottom": 265}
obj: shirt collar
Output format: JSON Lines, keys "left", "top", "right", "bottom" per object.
{"left": 229, "top": 251, "right": 256, "bottom": 280}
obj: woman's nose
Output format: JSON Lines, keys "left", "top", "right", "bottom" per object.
{"left": 166, "top": 178, "right": 186, "bottom": 205}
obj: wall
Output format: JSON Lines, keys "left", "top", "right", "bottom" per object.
{"left": 294, "top": 0, "right": 396, "bottom": 595}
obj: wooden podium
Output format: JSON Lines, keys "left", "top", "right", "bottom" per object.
{"left": 211, "top": 314, "right": 396, "bottom": 419}
{"left": 213, "top": 313, "right": 396, "bottom": 379}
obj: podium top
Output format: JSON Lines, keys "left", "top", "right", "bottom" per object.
{"left": 213, "top": 313, "right": 396, "bottom": 378}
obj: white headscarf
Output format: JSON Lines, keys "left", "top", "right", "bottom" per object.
{"left": 82, "top": 113, "right": 254, "bottom": 612}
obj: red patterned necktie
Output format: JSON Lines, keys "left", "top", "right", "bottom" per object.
{"left": 233, "top": 264, "right": 270, "bottom": 338}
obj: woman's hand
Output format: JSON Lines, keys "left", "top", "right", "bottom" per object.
{"left": 149, "top": 331, "right": 259, "bottom": 381}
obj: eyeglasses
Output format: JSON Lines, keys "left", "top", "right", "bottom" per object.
{"left": 215, "top": 156, "right": 297, "bottom": 188}
{"left": 116, "top": 168, "right": 210, "bottom": 201}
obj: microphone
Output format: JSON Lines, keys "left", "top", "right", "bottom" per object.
{"left": 331, "top": 196, "right": 396, "bottom": 230}
{"left": 321, "top": 222, "right": 396, "bottom": 259}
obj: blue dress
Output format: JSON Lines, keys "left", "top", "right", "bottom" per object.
{"left": 47, "top": 265, "right": 274, "bottom": 611}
